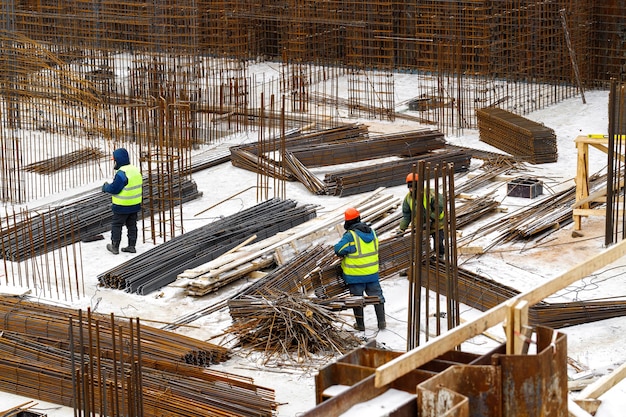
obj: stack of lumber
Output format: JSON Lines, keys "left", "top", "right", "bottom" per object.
{"left": 181, "top": 188, "right": 401, "bottom": 296}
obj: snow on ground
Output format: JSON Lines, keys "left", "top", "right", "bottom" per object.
{"left": 2, "top": 88, "right": 625, "bottom": 416}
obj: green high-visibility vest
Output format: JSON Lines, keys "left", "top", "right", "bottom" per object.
{"left": 405, "top": 189, "right": 445, "bottom": 221}
{"left": 341, "top": 230, "right": 379, "bottom": 276}
{"left": 112, "top": 165, "right": 143, "bottom": 206}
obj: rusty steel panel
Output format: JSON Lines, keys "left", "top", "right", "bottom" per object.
{"left": 493, "top": 327, "right": 568, "bottom": 417}
{"left": 338, "top": 346, "right": 405, "bottom": 368}
{"left": 418, "top": 365, "right": 501, "bottom": 417}
{"left": 315, "top": 362, "right": 375, "bottom": 404}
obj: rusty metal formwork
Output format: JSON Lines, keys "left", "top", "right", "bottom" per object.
{"left": 305, "top": 326, "right": 567, "bottom": 416}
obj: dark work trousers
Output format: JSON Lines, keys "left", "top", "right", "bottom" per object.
{"left": 111, "top": 212, "right": 138, "bottom": 246}
{"left": 431, "top": 229, "right": 445, "bottom": 255}
{"left": 347, "top": 281, "right": 386, "bottom": 304}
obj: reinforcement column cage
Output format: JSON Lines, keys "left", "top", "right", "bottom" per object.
{"left": 406, "top": 161, "right": 459, "bottom": 350}
{"left": 606, "top": 79, "right": 626, "bottom": 246}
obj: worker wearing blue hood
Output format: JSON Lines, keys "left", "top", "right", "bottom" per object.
{"left": 101, "top": 148, "right": 143, "bottom": 255}
{"left": 334, "top": 207, "right": 386, "bottom": 331}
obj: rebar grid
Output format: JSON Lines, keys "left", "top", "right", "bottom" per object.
{"left": 0, "top": 0, "right": 619, "bottom": 205}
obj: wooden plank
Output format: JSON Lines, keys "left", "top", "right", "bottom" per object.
{"left": 577, "top": 361, "right": 626, "bottom": 401}
{"left": 375, "top": 238, "right": 626, "bottom": 387}
{"left": 568, "top": 398, "right": 594, "bottom": 417}
{"left": 513, "top": 300, "right": 529, "bottom": 355}
{"left": 458, "top": 246, "right": 484, "bottom": 255}
{"left": 573, "top": 208, "right": 606, "bottom": 217}
{"left": 179, "top": 187, "right": 393, "bottom": 279}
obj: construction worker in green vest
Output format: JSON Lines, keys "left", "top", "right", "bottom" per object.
{"left": 102, "top": 148, "right": 143, "bottom": 255}
{"left": 398, "top": 172, "right": 446, "bottom": 258}
{"left": 334, "top": 207, "right": 386, "bottom": 331}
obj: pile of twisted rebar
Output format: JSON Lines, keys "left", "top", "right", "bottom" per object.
{"left": 223, "top": 245, "right": 361, "bottom": 361}
{"left": 98, "top": 198, "right": 318, "bottom": 294}
{"left": 225, "top": 292, "right": 362, "bottom": 363}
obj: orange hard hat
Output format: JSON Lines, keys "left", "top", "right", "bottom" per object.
{"left": 344, "top": 207, "right": 360, "bottom": 221}
{"left": 406, "top": 172, "right": 418, "bottom": 183}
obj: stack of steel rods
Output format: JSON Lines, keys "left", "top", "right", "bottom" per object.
{"left": 0, "top": 296, "right": 230, "bottom": 365}
{"left": 98, "top": 199, "right": 317, "bottom": 294}
{"left": 427, "top": 264, "right": 626, "bottom": 329}
{"left": 323, "top": 148, "right": 471, "bottom": 197}
{"left": 532, "top": 300, "right": 626, "bottom": 328}
{"left": 290, "top": 129, "right": 445, "bottom": 167}
{"left": 230, "top": 124, "right": 445, "bottom": 191}
{"left": 476, "top": 107, "right": 558, "bottom": 164}
{"left": 22, "top": 147, "right": 106, "bottom": 174}
{"left": 453, "top": 156, "right": 521, "bottom": 196}
{"left": 0, "top": 300, "right": 278, "bottom": 416}
{"left": 229, "top": 123, "right": 369, "bottom": 180}
{"left": 230, "top": 146, "right": 295, "bottom": 181}
{"left": 458, "top": 172, "right": 608, "bottom": 249}
{"left": 0, "top": 176, "right": 201, "bottom": 262}
{"left": 454, "top": 193, "right": 501, "bottom": 229}
{"left": 283, "top": 151, "right": 327, "bottom": 194}
{"left": 190, "top": 148, "right": 231, "bottom": 172}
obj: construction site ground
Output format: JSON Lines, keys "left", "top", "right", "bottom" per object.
{"left": 1, "top": 89, "right": 625, "bottom": 416}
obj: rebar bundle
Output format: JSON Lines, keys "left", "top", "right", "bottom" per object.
{"left": 290, "top": 129, "right": 446, "bottom": 168}
{"left": 22, "top": 147, "right": 106, "bottom": 174}
{"left": 458, "top": 172, "right": 608, "bottom": 250}
{"left": 232, "top": 124, "right": 449, "bottom": 195}
{"left": 476, "top": 107, "right": 558, "bottom": 164}
{"left": 323, "top": 148, "right": 471, "bottom": 197}
{"left": 0, "top": 296, "right": 278, "bottom": 416}
{"left": 98, "top": 199, "right": 317, "bottom": 294}
{"left": 0, "top": 177, "right": 201, "bottom": 262}
{"left": 229, "top": 123, "right": 370, "bottom": 179}
{"left": 429, "top": 264, "right": 626, "bottom": 330}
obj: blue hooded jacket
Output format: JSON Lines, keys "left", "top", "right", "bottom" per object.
{"left": 333, "top": 221, "right": 380, "bottom": 284}
{"left": 102, "top": 148, "right": 142, "bottom": 214}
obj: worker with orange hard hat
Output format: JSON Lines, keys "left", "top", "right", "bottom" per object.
{"left": 333, "top": 207, "right": 386, "bottom": 331}
{"left": 399, "top": 172, "right": 446, "bottom": 258}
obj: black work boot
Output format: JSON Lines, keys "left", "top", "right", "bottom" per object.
{"left": 374, "top": 304, "right": 386, "bottom": 330}
{"left": 352, "top": 307, "right": 365, "bottom": 331}
{"left": 121, "top": 246, "right": 136, "bottom": 253}
{"left": 107, "top": 241, "right": 120, "bottom": 255}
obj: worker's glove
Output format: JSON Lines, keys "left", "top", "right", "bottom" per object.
{"left": 335, "top": 264, "right": 344, "bottom": 280}
{"left": 101, "top": 182, "right": 109, "bottom": 192}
